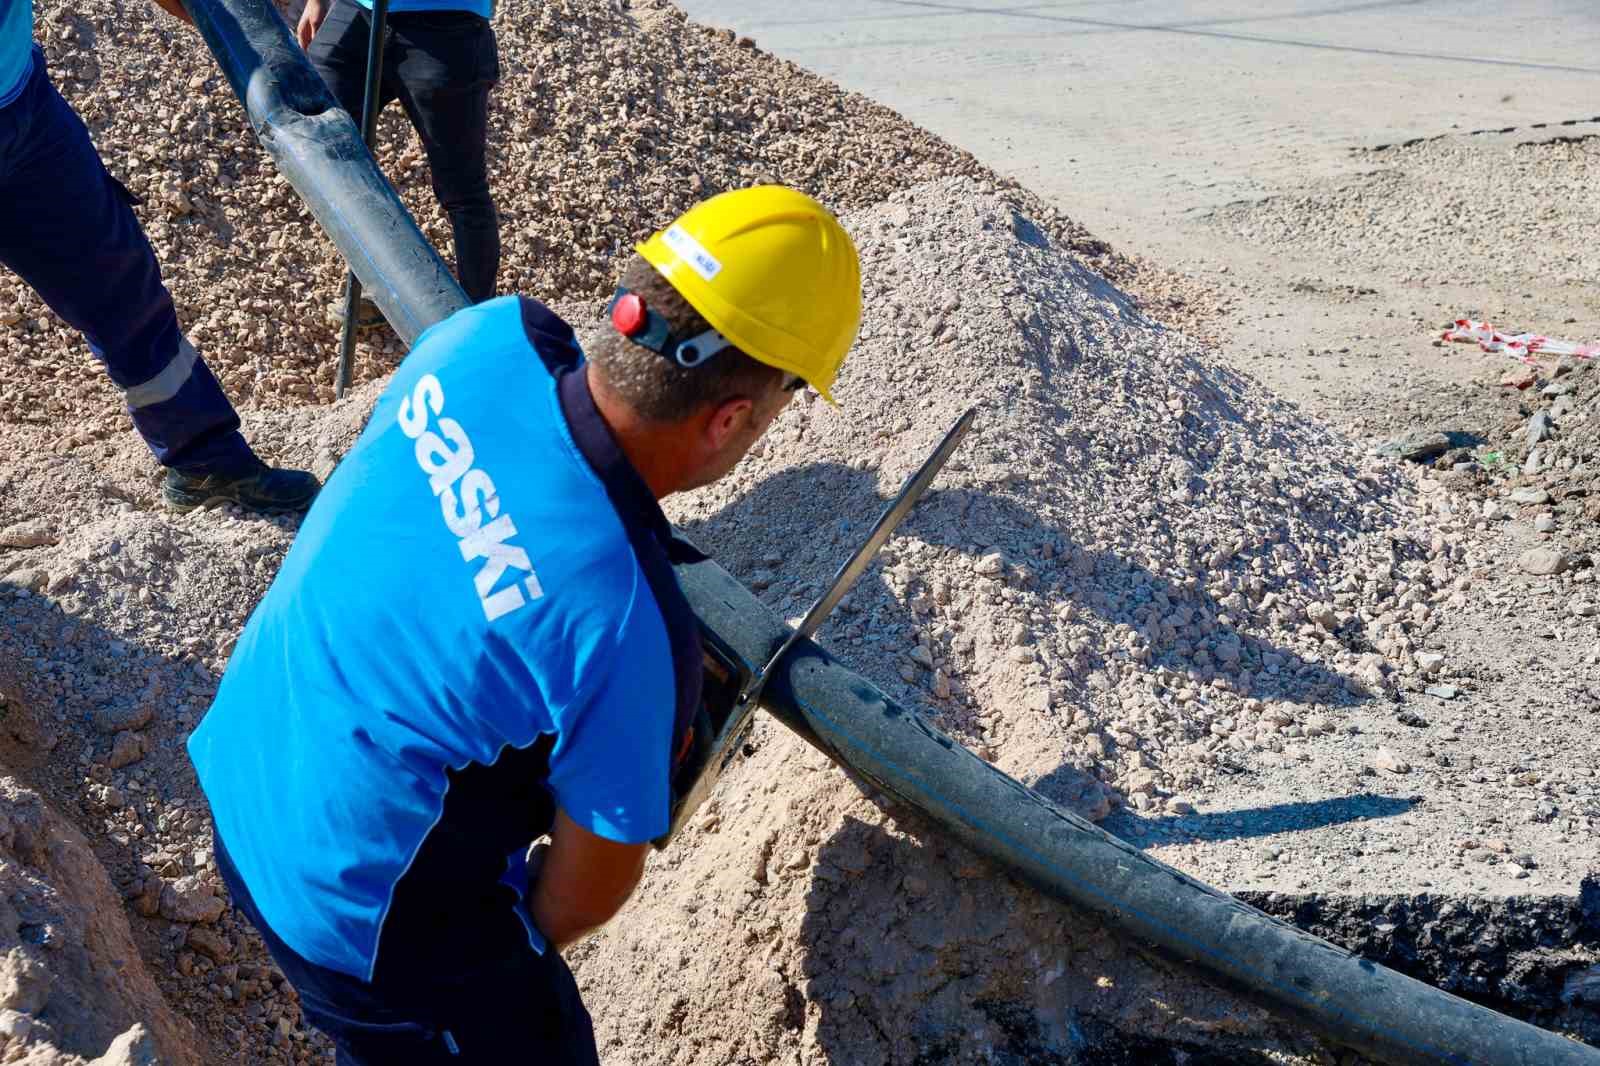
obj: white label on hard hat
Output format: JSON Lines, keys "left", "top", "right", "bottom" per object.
{"left": 663, "top": 224, "right": 723, "bottom": 282}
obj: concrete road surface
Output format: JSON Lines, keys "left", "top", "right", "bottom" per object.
{"left": 674, "top": 0, "right": 1600, "bottom": 246}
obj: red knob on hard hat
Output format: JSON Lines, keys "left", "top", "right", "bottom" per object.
{"left": 612, "top": 293, "right": 648, "bottom": 337}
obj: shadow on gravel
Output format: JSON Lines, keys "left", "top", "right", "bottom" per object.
{"left": 678, "top": 460, "right": 1365, "bottom": 711}
{"left": 1095, "top": 791, "right": 1418, "bottom": 850}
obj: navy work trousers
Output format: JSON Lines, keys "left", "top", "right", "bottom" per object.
{"left": 308, "top": 3, "right": 501, "bottom": 303}
{"left": 216, "top": 832, "right": 601, "bottom": 1065}
{"left": 0, "top": 51, "right": 255, "bottom": 474}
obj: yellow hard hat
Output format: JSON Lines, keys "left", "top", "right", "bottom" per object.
{"left": 637, "top": 186, "right": 862, "bottom": 403}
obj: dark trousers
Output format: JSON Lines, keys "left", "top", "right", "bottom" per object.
{"left": 215, "top": 832, "right": 600, "bottom": 1065}
{"left": 309, "top": 3, "right": 501, "bottom": 303}
{"left": 0, "top": 51, "right": 254, "bottom": 474}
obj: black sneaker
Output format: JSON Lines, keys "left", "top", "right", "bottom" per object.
{"left": 163, "top": 461, "right": 321, "bottom": 515}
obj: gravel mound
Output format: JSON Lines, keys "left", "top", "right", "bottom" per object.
{"left": 573, "top": 180, "right": 1456, "bottom": 1064}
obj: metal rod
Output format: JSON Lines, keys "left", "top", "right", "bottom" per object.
{"left": 743, "top": 406, "right": 975, "bottom": 704}
{"left": 334, "top": 0, "right": 391, "bottom": 399}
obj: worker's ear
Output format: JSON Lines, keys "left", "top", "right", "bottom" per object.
{"left": 701, "top": 395, "right": 755, "bottom": 453}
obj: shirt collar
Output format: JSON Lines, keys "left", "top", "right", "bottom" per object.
{"left": 557, "top": 364, "right": 676, "bottom": 545}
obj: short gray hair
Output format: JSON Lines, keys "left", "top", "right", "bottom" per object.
{"left": 586, "top": 257, "right": 784, "bottom": 423}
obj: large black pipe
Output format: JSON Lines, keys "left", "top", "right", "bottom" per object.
{"left": 177, "top": 3, "right": 1598, "bottom": 1062}
{"left": 183, "top": 0, "right": 469, "bottom": 344}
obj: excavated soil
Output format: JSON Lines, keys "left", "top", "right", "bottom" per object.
{"left": 1, "top": 0, "right": 1597, "bottom": 1063}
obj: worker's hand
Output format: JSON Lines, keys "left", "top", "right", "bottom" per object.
{"left": 529, "top": 809, "right": 649, "bottom": 952}
{"left": 151, "top": 0, "right": 194, "bottom": 26}
{"left": 297, "top": 0, "right": 331, "bottom": 50}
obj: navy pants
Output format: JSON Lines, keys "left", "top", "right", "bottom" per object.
{"left": 0, "top": 51, "right": 255, "bottom": 474}
{"left": 216, "top": 833, "right": 601, "bottom": 1065}
{"left": 308, "top": 3, "right": 501, "bottom": 303}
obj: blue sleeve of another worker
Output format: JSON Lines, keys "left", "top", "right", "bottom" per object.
{"left": 546, "top": 573, "right": 676, "bottom": 845}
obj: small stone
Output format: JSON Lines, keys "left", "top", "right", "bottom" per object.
{"left": 0, "top": 520, "right": 57, "bottom": 549}
{"left": 134, "top": 877, "right": 161, "bottom": 918}
{"left": 748, "top": 569, "right": 775, "bottom": 590}
{"left": 0, "top": 1009, "right": 31, "bottom": 1042}
{"left": 1425, "top": 684, "right": 1459, "bottom": 701}
{"left": 1373, "top": 747, "right": 1410, "bottom": 774}
{"left": 1500, "top": 367, "right": 1537, "bottom": 390}
{"left": 1535, "top": 513, "right": 1558, "bottom": 534}
{"left": 1519, "top": 547, "right": 1567, "bottom": 576}
{"left": 1308, "top": 602, "right": 1338, "bottom": 629}
{"left": 185, "top": 926, "right": 232, "bottom": 962}
{"left": 931, "top": 669, "right": 951, "bottom": 699}
{"left": 974, "top": 551, "right": 1006, "bottom": 575}
{"left": 1509, "top": 487, "right": 1551, "bottom": 505}
{"left": 1166, "top": 799, "right": 1196, "bottom": 816}
{"left": 1526, "top": 410, "right": 1554, "bottom": 448}
{"left": 1007, "top": 646, "right": 1034, "bottom": 664}
{"left": 1375, "top": 430, "right": 1450, "bottom": 463}
{"left": 1396, "top": 710, "right": 1429, "bottom": 728}
{"left": 908, "top": 645, "right": 935, "bottom": 669}
{"left": 107, "top": 731, "right": 146, "bottom": 770}
{"left": 159, "top": 877, "right": 226, "bottom": 924}
{"left": 1571, "top": 601, "right": 1598, "bottom": 618}
{"left": 94, "top": 701, "right": 154, "bottom": 734}
{"left": 1414, "top": 652, "right": 1445, "bottom": 675}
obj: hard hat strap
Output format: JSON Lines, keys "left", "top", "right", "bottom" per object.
{"left": 607, "top": 288, "right": 735, "bottom": 370}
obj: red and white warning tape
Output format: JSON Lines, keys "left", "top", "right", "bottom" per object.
{"left": 1441, "top": 318, "right": 1600, "bottom": 365}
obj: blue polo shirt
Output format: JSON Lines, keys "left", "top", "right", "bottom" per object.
{"left": 0, "top": 0, "right": 33, "bottom": 109}
{"left": 352, "top": 0, "right": 492, "bottom": 20}
{"left": 189, "top": 296, "right": 702, "bottom": 980}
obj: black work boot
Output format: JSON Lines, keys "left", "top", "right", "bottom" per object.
{"left": 163, "top": 460, "right": 320, "bottom": 515}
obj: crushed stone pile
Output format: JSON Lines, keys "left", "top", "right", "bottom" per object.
{"left": 2, "top": 0, "right": 1124, "bottom": 431}
{"left": 0, "top": 178, "right": 1460, "bottom": 1063}
{"left": 579, "top": 179, "right": 1466, "bottom": 1064}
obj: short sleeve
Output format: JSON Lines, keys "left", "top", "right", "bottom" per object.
{"left": 545, "top": 575, "right": 676, "bottom": 845}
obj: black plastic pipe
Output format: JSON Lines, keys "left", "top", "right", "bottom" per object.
{"left": 177, "top": 2, "right": 1598, "bottom": 1061}
{"left": 182, "top": 0, "right": 469, "bottom": 347}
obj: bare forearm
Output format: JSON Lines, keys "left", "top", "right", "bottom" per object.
{"left": 530, "top": 877, "right": 637, "bottom": 951}
{"left": 528, "top": 812, "right": 650, "bottom": 952}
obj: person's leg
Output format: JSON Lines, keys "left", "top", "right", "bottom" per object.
{"left": 213, "top": 833, "right": 458, "bottom": 1065}
{"left": 0, "top": 54, "right": 249, "bottom": 473}
{"left": 305, "top": 0, "right": 386, "bottom": 119}
{"left": 390, "top": 12, "right": 500, "bottom": 303}
{"left": 430, "top": 945, "right": 601, "bottom": 1065}
{"left": 0, "top": 54, "right": 317, "bottom": 512}
{"left": 216, "top": 827, "right": 598, "bottom": 1065}
{"left": 306, "top": 0, "right": 397, "bottom": 328}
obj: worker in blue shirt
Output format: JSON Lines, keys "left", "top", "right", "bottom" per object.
{"left": 0, "top": 0, "right": 318, "bottom": 513}
{"left": 189, "top": 186, "right": 862, "bottom": 1063}
{"left": 297, "top": 0, "right": 500, "bottom": 324}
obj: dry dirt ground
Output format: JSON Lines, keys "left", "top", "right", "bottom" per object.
{"left": 0, "top": 0, "right": 1598, "bottom": 1064}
